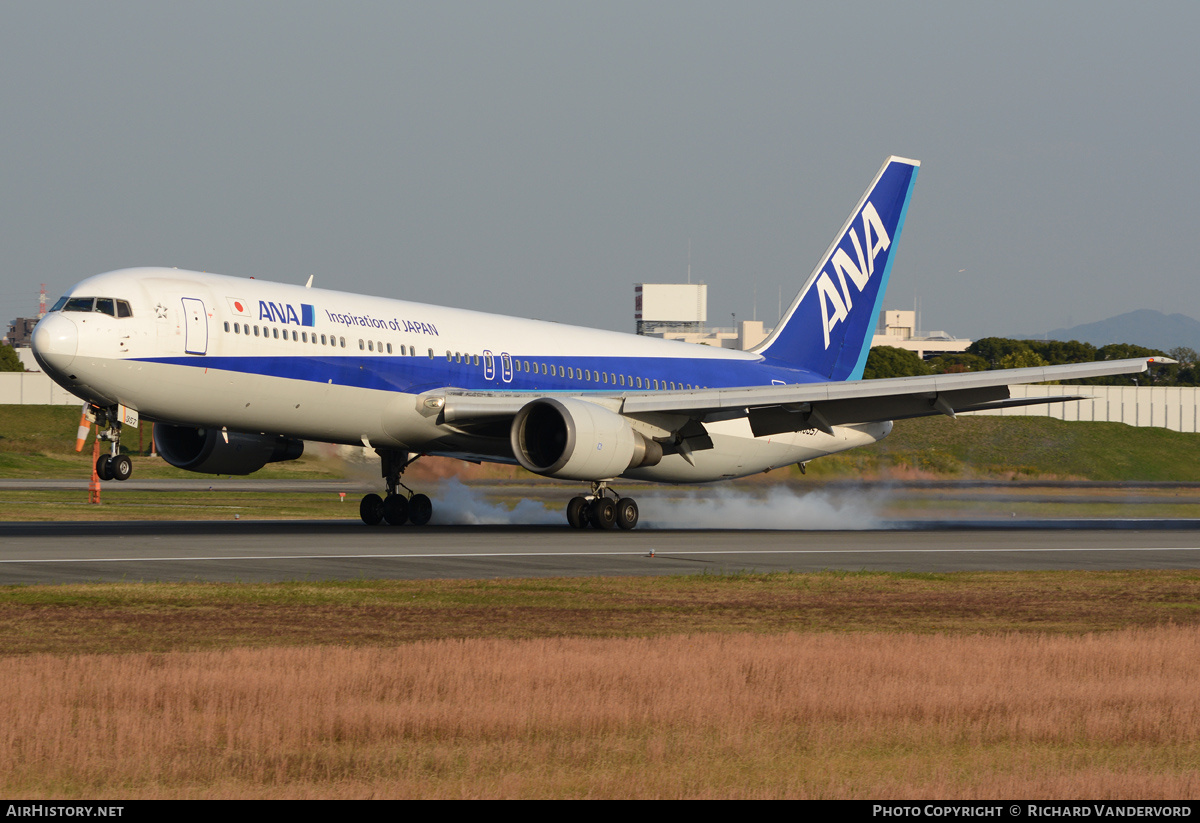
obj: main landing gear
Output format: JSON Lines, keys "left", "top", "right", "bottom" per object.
{"left": 92, "top": 405, "right": 133, "bottom": 482}
{"left": 566, "top": 482, "right": 639, "bottom": 530}
{"left": 359, "top": 449, "right": 433, "bottom": 527}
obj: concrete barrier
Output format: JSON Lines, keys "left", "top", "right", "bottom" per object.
{"left": 966, "top": 384, "right": 1200, "bottom": 433}
{"left": 0, "top": 371, "right": 82, "bottom": 406}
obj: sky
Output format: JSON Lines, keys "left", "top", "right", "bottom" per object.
{"left": 2, "top": 1, "right": 1197, "bottom": 341}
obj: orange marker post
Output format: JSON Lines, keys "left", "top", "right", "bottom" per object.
{"left": 89, "top": 438, "right": 101, "bottom": 505}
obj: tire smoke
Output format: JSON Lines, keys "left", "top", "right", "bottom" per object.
{"left": 430, "top": 479, "right": 886, "bottom": 530}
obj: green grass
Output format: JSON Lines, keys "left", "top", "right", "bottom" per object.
{"left": 2, "top": 571, "right": 1199, "bottom": 655}
{"left": 0, "top": 489, "right": 359, "bottom": 520}
{"left": 803, "top": 415, "right": 1200, "bottom": 481}
{"left": 6, "top": 404, "right": 1200, "bottom": 482}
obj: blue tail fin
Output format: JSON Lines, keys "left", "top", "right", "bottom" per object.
{"left": 752, "top": 156, "right": 919, "bottom": 381}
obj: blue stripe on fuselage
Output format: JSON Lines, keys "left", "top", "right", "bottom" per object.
{"left": 133, "top": 353, "right": 828, "bottom": 394}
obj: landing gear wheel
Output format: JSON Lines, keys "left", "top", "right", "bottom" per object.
{"left": 615, "top": 498, "right": 639, "bottom": 530}
{"left": 408, "top": 493, "right": 433, "bottom": 526}
{"left": 96, "top": 455, "right": 113, "bottom": 481}
{"left": 382, "top": 494, "right": 409, "bottom": 526}
{"left": 589, "top": 497, "right": 617, "bottom": 530}
{"left": 360, "top": 493, "right": 384, "bottom": 526}
{"left": 566, "top": 496, "right": 589, "bottom": 529}
{"left": 110, "top": 454, "right": 133, "bottom": 481}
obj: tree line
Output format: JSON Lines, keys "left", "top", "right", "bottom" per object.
{"left": 864, "top": 338, "right": 1200, "bottom": 386}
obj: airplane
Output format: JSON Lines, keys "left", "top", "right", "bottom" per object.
{"left": 30, "top": 156, "right": 1162, "bottom": 529}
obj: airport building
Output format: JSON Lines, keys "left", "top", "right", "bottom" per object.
{"left": 633, "top": 286, "right": 970, "bottom": 358}
{"left": 634, "top": 282, "right": 771, "bottom": 350}
{"left": 870, "top": 309, "right": 972, "bottom": 359}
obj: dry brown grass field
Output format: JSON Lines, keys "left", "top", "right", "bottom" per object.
{"left": 2, "top": 629, "right": 1198, "bottom": 799}
{"left": 2, "top": 572, "right": 1200, "bottom": 798}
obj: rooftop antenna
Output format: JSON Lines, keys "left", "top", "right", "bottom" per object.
{"left": 38, "top": 284, "right": 46, "bottom": 319}
{"left": 687, "top": 238, "right": 691, "bottom": 284}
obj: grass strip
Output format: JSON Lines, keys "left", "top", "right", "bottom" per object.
{"left": 3, "top": 570, "right": 1199, "bottom": 655}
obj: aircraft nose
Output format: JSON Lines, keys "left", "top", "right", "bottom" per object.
{"left": 31, "top": 313, "right": 78, "bottom": 377}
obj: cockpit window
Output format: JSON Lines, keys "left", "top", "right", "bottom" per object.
{"left": 56, "top": 296, "right": 133, "bottom": 317}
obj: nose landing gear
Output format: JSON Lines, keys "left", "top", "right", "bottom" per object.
{"left": 91, "top": 405, "right": 133, "bottom": 482}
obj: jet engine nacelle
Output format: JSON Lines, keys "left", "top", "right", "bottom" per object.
{"left": 153, "top": 424, "right": 304, "bottom": 475}
{"left": 510, "top": 397, "right": 662, "bottom": 481}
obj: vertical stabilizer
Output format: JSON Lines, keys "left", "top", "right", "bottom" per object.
{"left": 753, "top": 156, "right": 919, "bottom": 381}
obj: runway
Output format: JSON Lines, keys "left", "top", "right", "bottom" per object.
{"left": 3, "top": 519, "right": 1200, "bottom": 584}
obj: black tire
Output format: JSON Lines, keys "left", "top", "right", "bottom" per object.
{"left": 360, "top": 493, "right": 384, "bottom": 526}
{"left": 566, "top": 496, "right": 589, "bottom": 529}
{"left": 615, "top": 498, "right": 639, "bottom": 530}
{"left": 589, "top": 497, "right": 617, "bottom": 530}
{"left": 95, "top": 455, "right": 113, "bottom": 481}
{"left": 111, "top": 454, "right": 133, "bottom": 481}
{"left": 382, "top": 494, "right": 409, "bottom": 526}
{"left": 409, "top": 493, "right": 433, "bottom": 526}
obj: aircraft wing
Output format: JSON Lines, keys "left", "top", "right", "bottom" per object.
{"left": 438, "top": 356, "right": 1165, "bottom": 439}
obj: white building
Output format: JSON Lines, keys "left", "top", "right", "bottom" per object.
{"left": 634, "top": 282, "right": 770, "bottom": 349}
{"left": 871, "top": 310, "right": 972, "bottom": 359}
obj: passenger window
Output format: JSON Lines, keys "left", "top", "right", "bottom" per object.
{"left": 339, "top": 337, "right": 345, "bottom": 347}
{"left": 387, "top": 343, "right": 392, "bottom": 354}
{"left": 224, "top": 322, "right": 230, "bottom": 332}
{"left": 273, "top": 328, "right": 279, "bottom": 339}
{"left": 360, "top": 340, "right": 366, "bottom": 351}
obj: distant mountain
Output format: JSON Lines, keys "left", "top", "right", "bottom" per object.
{"left": 1035, "top": 310, "right": 1200, "bottom": 352}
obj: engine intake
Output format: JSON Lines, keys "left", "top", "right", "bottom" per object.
{"left": 510, "top": 397, "right": 661, "bottom": 481}
{"left": 153, "top": 424, "right": 304, "bottom": 475}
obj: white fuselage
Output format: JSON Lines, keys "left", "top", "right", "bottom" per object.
{"left": 32, "top": 268, "right": 890, "bottom": 482}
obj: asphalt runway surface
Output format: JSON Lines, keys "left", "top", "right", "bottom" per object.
{"left": 4, "top": 519, "right": 1200, "bottom": 584}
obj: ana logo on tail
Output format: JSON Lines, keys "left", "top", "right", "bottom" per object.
{"left": 816, "top": 201, "right": 891, "bottom": 349}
